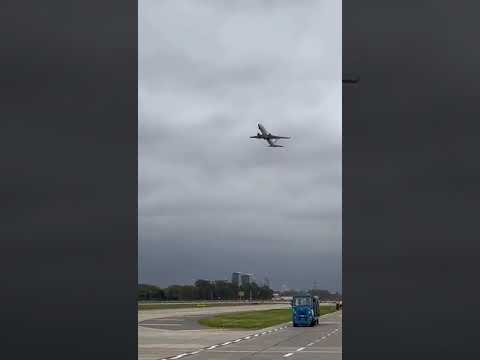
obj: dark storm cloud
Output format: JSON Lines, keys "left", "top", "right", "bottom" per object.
{"left": 139, "top": 0, "right": 341, "bottom": 291}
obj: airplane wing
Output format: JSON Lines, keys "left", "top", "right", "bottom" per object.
{"left": 250, "top": 135, "right": 262, "bottom": 138}
{"left": 268, "top": 135, "right": 290, "bottom": 139}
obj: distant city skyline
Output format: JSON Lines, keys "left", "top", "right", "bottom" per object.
{"left": 140, "top": 271, "right": 340, "bottom": 294}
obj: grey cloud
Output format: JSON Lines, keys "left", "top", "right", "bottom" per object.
{"left": 139, "top": 0, "right": 341, "bottom": 291}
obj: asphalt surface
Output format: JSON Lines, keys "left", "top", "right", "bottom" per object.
{"left": 139, "top": 304, "right": 290, "bottom": 322}
{"left": 139, "top": 310, "right": 342, "bottom": 360}
{"left": 139, "top": 315, "right": 209, "bottom": 331}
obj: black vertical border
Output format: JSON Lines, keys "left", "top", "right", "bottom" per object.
{"left": 344, "top": 1, "right": 480, "bottom": 358}
{"left": 1, "top": 1, "right": 138, "bottom": 359}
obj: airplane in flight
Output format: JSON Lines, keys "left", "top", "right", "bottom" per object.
{"left": 250, "top": 123, "right": 290, "bottom": 147}
{"left": 343, "top": 73, "right": 360, "bottom": 84}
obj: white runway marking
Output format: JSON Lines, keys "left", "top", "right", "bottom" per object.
{"left": 201, "top": 350, "right": 342, "bottom": 354}
{"left": 307, "top": 342, "right": 314, "bottom": 346}
{"left": 170, "top": 354, "right": 187, "bottom": 359}
{"left": 296, "top": 347, "right": 305, "bottom": 351}
{"left": 283, "top": 353, "right": 294, "bottom": 357}
{"left": 162, "top": 321, "right": 298, "bottom": 359}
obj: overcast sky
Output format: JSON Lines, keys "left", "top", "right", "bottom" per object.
{"left": 139, "top": 0, "right": 341, "bottom": 292}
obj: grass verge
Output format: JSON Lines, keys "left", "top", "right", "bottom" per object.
{"left": 198, "top": 306, "right": 337, "bottom": 330}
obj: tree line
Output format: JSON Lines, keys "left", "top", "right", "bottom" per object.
{"left": 138, "top": 279, "right": 274, "bottom": 301}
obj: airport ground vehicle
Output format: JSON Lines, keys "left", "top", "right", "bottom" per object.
{"left": 291, "top": 295, "right": 320, "bottom": 327}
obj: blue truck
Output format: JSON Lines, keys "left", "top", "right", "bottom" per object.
{"left": 291, "top": 295, "right": 320, "bottom": 327}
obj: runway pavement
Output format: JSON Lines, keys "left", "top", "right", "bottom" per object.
{"left": 140, "top": 315, "right": 209, "bottom": 331}
{"left": 139, "top": 303, "right": 290, "bottom": 322}
{"left": 139, "top": 308, "right": 341, "bottom": 360}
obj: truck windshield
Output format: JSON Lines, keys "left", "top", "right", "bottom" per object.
{"left": 293, "top": 297, "right": 312, "bottom": 306}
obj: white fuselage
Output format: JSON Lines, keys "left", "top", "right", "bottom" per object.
{"left": 258, "top": 123, "right": 269, "bottom": 137}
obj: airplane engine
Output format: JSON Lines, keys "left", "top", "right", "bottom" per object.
{"left": 257, "top": 132, "right": 261, "bottom": 136}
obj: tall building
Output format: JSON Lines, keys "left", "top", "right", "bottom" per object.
{"left": 232, "top": 272, "right": 254, "bottom": 287}
{"left": 240, "top": 273, "right": 253, "bottom": 286}
{"left": 231, "top": 272, "right": 241, "bottom": 286}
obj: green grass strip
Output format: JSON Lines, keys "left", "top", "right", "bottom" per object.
{"left": 198, "top": 306, "right": 337, "bottom": 330}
